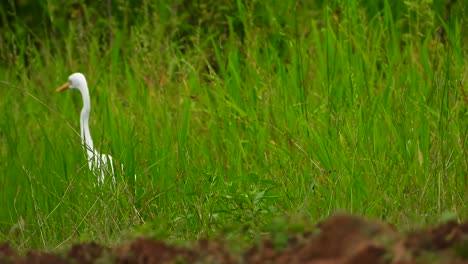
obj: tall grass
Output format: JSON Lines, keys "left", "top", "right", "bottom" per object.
{"left": 0, "top": 0, "right": 467, "bottom": 250}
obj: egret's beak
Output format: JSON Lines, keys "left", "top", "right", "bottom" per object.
{"left": 56, "top": 81, "right": 71, "bottom": 92}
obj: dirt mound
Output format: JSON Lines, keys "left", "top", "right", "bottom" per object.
{"left": 2, "top": 213, "right": 468, "bottom": 263}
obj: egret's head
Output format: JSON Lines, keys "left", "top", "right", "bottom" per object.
{"left": 56, "top": 72, "right": 87, "bottom": 92}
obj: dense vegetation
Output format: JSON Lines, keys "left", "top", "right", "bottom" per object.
{"left": 0, "top": 0, "right": 467, "bottom": 250}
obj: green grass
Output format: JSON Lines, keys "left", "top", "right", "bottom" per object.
{"left": 0, "top": 0, "right": 467, "bottom": 251}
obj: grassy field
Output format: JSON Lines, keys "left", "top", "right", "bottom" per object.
{"left": 0, "top": 0, "right": 467, "bottom": 251}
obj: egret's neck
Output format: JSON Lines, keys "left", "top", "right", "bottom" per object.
{"left": 79, "top": 85, "right": 95, "bottom": 160}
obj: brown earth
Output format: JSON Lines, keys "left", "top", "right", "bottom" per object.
{"left": 1, "top": 213, "right": 468, "bottom": 263}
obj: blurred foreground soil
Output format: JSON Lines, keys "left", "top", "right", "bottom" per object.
{"left": 2, "top": 213, "right": 468, "bottom": 263}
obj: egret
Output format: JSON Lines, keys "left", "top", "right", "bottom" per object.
{"left": 56, "top": 72, "right": 117, "bottom": 185}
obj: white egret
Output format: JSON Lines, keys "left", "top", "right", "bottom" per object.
{"left": 56, "top": 72, "right": 117, "bottom": 185}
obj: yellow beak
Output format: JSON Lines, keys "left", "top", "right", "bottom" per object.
{"left": 56, "top": 81, "right": 71, "bottom": 92}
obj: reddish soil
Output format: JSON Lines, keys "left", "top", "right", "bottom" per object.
{"left": 2, "top": 213, "right": 468, "bottom": 263}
